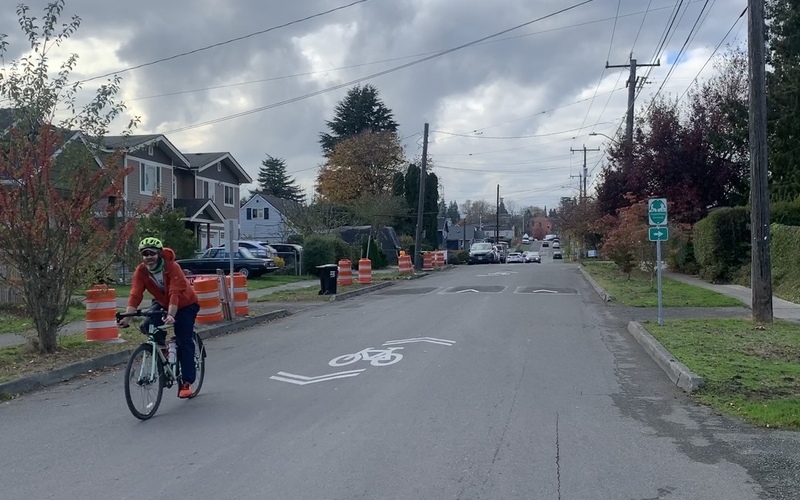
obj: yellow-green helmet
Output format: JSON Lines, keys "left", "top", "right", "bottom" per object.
{"left": 138, "top": 237, "right": 163, "bottom": 252}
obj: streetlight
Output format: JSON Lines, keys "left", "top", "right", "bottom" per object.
{"left": 589, "top": 132, "right": 619, "bottom": 145}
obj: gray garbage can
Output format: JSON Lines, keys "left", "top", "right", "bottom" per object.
{"left": 316, "top": 264, "right": 338, "bottom": 295}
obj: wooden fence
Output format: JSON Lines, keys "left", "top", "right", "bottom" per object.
{"left": 0, "top": 264, "right": 25, "bottom": 305}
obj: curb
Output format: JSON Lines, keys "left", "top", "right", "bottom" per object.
{"left": 329, "top": 281, "right": 395, "bottom": 301}
{"left": 579, "top": 266, "right": 613, "bottom": 302}
{"left": 626, "top": 321, "right": 705, "bottom": 392}
{"left": 0, "top": 309, "right": 291, "bottom": 398}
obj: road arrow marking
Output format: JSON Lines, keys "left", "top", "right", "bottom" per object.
{"left": 456, "top": 289, "right": 480, "bottom": 293}
{"left": 270, "top": 369, "right": 365, "bottom": 385}
{"left": 383, "top": 337, "right": 456, "bottom": 346}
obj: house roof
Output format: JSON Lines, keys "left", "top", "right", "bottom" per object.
{"left": 244, "top": 193, "right": 301, "bottom": 217}
{"left": 437, "top": 217, "right": 451, "bottom": 232}
{"left": 174, "top": 198, "right": 225, "bottom": 224}
{"left": 185, "top": 152, "right": 253, "bottom": 184}
{"left": 102, "top": 134, "right": 191, "bottom": 169}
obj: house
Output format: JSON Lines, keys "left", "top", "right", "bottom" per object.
{"left": 101, "top": 135, "right": 252, "bottom": 249}
{"left": 480, "top": 224, "right": 515, "bottom": 243}
{"left": 446, "top": 224, "right": 486, "bottom": 250}
{"left": 239, "top": 193, "right": 299, "bottom": 243}
{"left": 437, "top": 217, "right": 451, "bottom": 249}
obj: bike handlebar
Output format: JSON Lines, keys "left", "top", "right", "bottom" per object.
{"left": 115, "top": 309, "right": 167, "bottom": 321}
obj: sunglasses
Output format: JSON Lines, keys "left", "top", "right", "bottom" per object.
{"left": 141, "top": 250, "right": 159, "bottom": 257}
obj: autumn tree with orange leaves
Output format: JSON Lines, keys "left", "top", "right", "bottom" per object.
{"left": 316, "top": 130, "right": 405, "bottom": 205}
{"left": 0, "top": 1, "right": 138, "bottom": 352}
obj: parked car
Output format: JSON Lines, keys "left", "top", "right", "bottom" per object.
{"left": 552, "top": 241, "right": 561, "bottom": 249}
{"left": 522, "top": 237, "right": 530, "bottom": 244}
{"left": 553, "top": 250, "right": 563, "bottom": 260}
{"left": 468, "top": 242, "right": 497, "bottom": 264}
{"left": 541, "top": 241, "right": 549, "bottom": 248}
{"left": 526, "top": 251, "right": 541, "bottom": 263}
{"left": 177, "top": 247, "right": 277, "bottom": 278}
{"left": 235, "top": 240, "right": 276, "bottom": 259}
{"left": 507, "top": 252, "right": 524, "bottom": 263}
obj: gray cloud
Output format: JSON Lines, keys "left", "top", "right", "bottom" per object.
{"left": 0, "top": 0, "right": 747, "bottom": 210}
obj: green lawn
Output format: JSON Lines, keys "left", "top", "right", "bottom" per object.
{"left": 85, "top": 274, "right": 312, "bottom": 298}
{"left": 643, "top": 318, "right": 800, "bottom": 429}
{"left": 0, "top": 305, "right": 85, "bottom": 335}
{"left": 581, "top": 261, "right": 741, "bottom": 307}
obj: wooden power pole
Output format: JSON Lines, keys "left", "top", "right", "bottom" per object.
{"left": 748, "top": 0, "right": 773, "bottom": 323}
{"left": 414, "top": 123, "right": 429, "bottom": 270}
{"left": 571, "top": 145, "right": 600, "bottom": 201}
{"left": 607, "top": 57, "right": 660, "bottom": 143}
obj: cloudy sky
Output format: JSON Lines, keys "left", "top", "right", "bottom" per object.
{"left": 0, "top": 0, "right": 749, "bottom": 213}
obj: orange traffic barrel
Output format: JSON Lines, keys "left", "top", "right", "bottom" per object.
{"left": 422, "top": 252, "right": 434, "bottom": 271}
{"left": 337, "top": 259, "right": 353, "bottom": 286}
{"left": 194, "top": 277, "right": 223, "bottom": 323}
{"left": 398, "top": 255, "right": 413, "bottom": 274}
{"left": 85, "top": 285, "right": 120, "bottom": 342}
{"left": 225, "top": 273, "right": 249, "bottom": 316}
{"left": 358, "top": 258, "right": 372, "bottom": 284}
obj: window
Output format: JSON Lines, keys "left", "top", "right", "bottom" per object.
{"left": 202, "top": 180, "right": 214, "bottom": 201}
{"left": 247, "top": 207, "right": 268, "bottom": 219}
{"left": 263, "top": 207, "right": 269, "bottom": 219}
{"left": 172, "top": 176, "right": 177, "bottom": 198}
{"left": 246, "top": 208, "right": 252, "bottom": 220}
{"left": 216, "top": 162, "right": 222, "bottom": 172}
{"left": 147, "top": 145, "right": 154, "bottom": 156}
{"left": 224, "top": 185, "right": 234, "bottom": 206}
{"left": 139, "top": 162, "right": 160, "bottom": 194}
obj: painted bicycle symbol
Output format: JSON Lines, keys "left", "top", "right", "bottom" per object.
{"left": 329, "top": 347, "right": 404, "bottom": 367}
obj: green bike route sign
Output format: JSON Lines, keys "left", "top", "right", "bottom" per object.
{"left": 648, "top": 198, "right": 667, "bottom": 226}
{"left": 648, "top": 226, "right": 669, "bottom": 242}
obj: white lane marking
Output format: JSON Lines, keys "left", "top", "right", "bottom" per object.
{"left": 270, "top": 369, "right": 365, "bottom": 385}
{"left": 455, "top": 289, "right": 480, "bottom": 293}
{"left": 383, "top": 337, "right": 456, "bottom": 346}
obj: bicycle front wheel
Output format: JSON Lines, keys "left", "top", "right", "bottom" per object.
{"left": 124, "top": 344, "right": 164, "bottom": 420}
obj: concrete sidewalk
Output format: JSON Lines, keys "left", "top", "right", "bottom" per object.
{"left": 665, "top": 271, "right": 800, "bottom": 321}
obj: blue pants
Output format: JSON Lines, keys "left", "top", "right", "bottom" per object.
{"left": 141, "top": 302, "right": 200, "bottom": 384}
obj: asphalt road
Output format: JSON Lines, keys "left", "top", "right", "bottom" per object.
{"left": 2, "top": 256, "right": 800, "bottom": 499}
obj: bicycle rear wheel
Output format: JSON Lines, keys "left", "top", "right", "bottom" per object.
{"left": 124, "top": 344, "right": 164, "bottom": 420}
{"left": 184, "top": 332, "right": 206, "bottom": 398}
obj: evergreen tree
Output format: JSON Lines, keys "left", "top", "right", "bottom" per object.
{"left": 767, "top": 0, "right": 800, "bottom": 201}
{"left": 257, "top": 155, "right": 304, "bottom": 202}
{"left": 438, "top": 198, "right": 446, "bottom": 217}
{"left": 319, "top": 84, "right": 399, "bottom": 156}
{"left": 447, "top": 200, "right": 461, "bottom": 224}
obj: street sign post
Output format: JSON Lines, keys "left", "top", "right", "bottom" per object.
{"left": 648, "top": 198, "right": 668, "bottom": 326}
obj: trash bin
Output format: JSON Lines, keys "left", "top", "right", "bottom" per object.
{"left": 316, "top": 264, "right": 338, "bottom": 295}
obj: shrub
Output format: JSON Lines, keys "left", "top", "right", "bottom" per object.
{"left": 770, "top": 223, "right": 800, "bottom": 303}
{"left": 302, "top": 235, "right": 336, "bottom": 274}
{"left": 287, "top": 234, "right": 304, "bottom": 245}
{"left": 272, "top": 256, "right": 286, "bottom": 268}
{"left": 771, "top": 199, "right": 800, "bottom": 226}
{"left": 693, "top": 207, "right": 750, "bottom": 282}
{"left": 666, "top": 225, "right": 700, "bottom": 274}
{"left": 361, "top": 236, "right": 388, "bottom": 269}
{"left": 456, "top": 250, "right": 469, "bottom": 264}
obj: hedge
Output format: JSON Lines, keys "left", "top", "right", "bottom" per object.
{"left": 693, "top": 207, "right": 750, "bottom": 282}
{"left": 771, "top": 223, "right": 800, "bottom": 303}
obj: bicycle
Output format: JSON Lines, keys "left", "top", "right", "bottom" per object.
{"left": 115, "top": 309, "right": 207, "bottom": 420}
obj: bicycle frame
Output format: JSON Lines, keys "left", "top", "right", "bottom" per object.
{"left": 137, "top": 324, "right": 179, "bottom": 387}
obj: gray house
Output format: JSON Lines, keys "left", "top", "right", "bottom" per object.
{"left": 102, "top": 136, "right": 252, "bottom": 249}
{"left": 239, "top": 193, "right": 299, "bottom": 243}
{"left": 447, "top": 225, "right": 485, "bottom": 250}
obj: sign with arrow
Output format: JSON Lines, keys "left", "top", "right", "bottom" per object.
{"left": 648, "top": 198, "right": 668, "bottom": 225}
{"left": 648, "top": 226, "right": 669, "bottom": 241}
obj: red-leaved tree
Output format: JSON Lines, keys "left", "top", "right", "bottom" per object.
{"left": 599, "top": 198, "right": 654, "bottom": 281}
{"left": 0, "top": 1, "right": 138, "bottom": 352}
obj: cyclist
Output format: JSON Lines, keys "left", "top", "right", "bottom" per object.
{"left": 118, "top": 237, "right": 200, "bottom": 398}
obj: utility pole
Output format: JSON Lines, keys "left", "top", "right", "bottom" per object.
{"left": 571, "top": 145, "right": 600, "bottom": 201}
{"left": 748, "top": 0, "right": 773, "bottom": 323}
{"left": 495, "top": 186, "right": 501, "bottom": 246}
{"left": 414, "top": 123, "right": 429, "bottom": 270}
{"left": 607, "top": 57, "right": 660, "bottom": 143}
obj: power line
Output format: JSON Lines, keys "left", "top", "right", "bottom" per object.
{"left": 125, "top": 5, "right": 694, "bottom": 102}
{"left": 432, "top": 121, "right": 616, "bottom": 140}
{"left": 79, "top": 0, "right": 369, "bottom": 83}
{"left": 160, "top": 0, "right": 596, "bottom": 135}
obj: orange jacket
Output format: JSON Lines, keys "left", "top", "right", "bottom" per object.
{"left": 127, "top": 247, "right": 199, "bottom": 309}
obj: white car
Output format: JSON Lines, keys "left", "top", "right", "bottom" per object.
{"left": 507, "top": 252, "right": 524, "bottom": 263}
